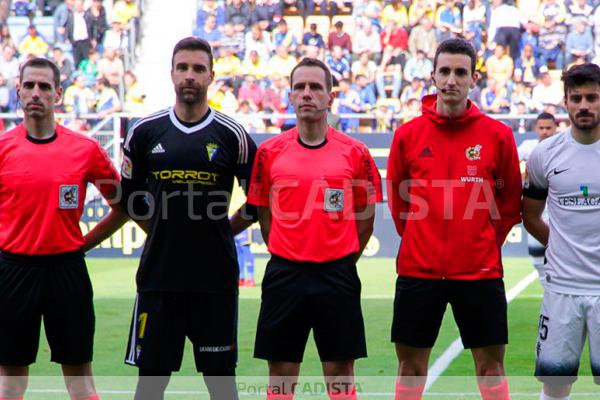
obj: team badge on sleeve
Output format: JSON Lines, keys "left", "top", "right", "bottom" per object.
{"left": 59, "top": 185, "right": 79, "bottom": 209}
{"left": 122, "top": 155, "right": 133, "bottom": 179}
{"left": 324, "top": 188, "right": 344, "bottom": 212}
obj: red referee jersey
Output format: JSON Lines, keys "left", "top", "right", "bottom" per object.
{"left": 0, "top": 124, "right": 119, "bottom": 255}
{"left": 248, "top": 127, "right": 382, "bottom": 262}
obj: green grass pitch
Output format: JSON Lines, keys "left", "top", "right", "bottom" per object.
{"left": 24, "top": 257, "right": 598, "bottom": 399}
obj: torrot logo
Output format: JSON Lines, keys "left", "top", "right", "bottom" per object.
{"left": 581, "top": 185, "right": 589, "bottom": 197}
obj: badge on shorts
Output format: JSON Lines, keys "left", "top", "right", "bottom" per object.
{"left": 324, "top": 188, "right": 344, "bottom": 212}
{"left": 122, "top": 155, "right": 133, "bottom": 179}
{"left": 59, "top": 185, "right": 79, "bottom": 209}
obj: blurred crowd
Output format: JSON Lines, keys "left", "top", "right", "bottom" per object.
{"left": 0, "top": 0, "right": 145, "bottom": 131}
{"left": 198, "top": 0, "right": 597, "bottom": 133}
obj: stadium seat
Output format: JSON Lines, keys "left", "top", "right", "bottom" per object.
{"left": 305, "top": 15, "right": 330, "bottom": 42}
{"left": 7, "top": 16, "right": 30, "bottom": 45}
{"left": 285, "top": 15, "right": 305, "bottom": 44}
{"left": 33, "top": 16, "right": 55, "bottom": 44}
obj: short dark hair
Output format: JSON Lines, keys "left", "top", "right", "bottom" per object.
{"left": 171, "top": 37, "right": 213, "bottom": 70}
{"left": 433, "top": 38, "right": 477, "bottom": 75}
{"left": 289, "top": 57, "right": 333, "bottom": 92}
{"left": 562, "top": 63, "right": 600, "bottom": 98}
{"left": 536, "top": 112, "right": 557, "bottom": 124}
{"left": 20, "top": 57, "right": 61, "bottom": 88}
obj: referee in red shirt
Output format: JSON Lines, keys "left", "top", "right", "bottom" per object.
{"left": 247, "top": 58, "right": 382, "bottom": 400}
{"left": 0, "top": 58, "right": 119, "bottom": 400}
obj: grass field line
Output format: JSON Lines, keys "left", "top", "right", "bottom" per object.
{"left": 424, "top": 270, "right": 540, "bottom": 392}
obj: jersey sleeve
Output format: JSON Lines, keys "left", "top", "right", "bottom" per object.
{"left": 494, "top": 126, "right": 523, "bottom": 233}
{"left": 387, "top": 127, "right": 409, "bottom": 235}
{"left": 88, "top": 140, "right": 120, "bottom": 203}
{"left": 247, "top": 145, "right": 272, "bottom": 207}
{"left": 523, "top": 143, "right": 548, "bottom": 200}
{"left": 234, "top": 128, "right": 259, "bottom": 220}
{"left": 353, "top": 144, "right": 383, "bottom": 208}
{"left": 119, "top": 124, "right": 149, "bottom": 218}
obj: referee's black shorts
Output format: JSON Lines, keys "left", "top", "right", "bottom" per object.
{"left": 391, "top": 277, "right": 508, "bottom": 349}
{"left": 254, "top": 254, "right": 367, "bottom": 363}
{"left": 0, "top": 250, "right": 95, "bottom": 366}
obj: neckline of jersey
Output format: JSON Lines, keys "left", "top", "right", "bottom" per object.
{"left": 25, "top": 132, "right": 57, "bottom": 144}
{"left": 169, "top": 106, "right": 214, "bottom": 134}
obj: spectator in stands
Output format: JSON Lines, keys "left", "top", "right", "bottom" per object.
{"left": 252, "top": 0, "right": 281, "bottom": 32}
{"left": 353, "top": 19, "right": 382, "bottom": 62}
{"left": 71, "top": 0, "right": 92, "bottom": 69}
{"left": 538, "top": 17, "right": 567, "bottom": 69}
{"left": 480, "top": 78, "right": 510, "bottom": 114}
{"left": 124, "top": 70, "right": 145, "bottom": 114}
{"left": 302, "top": 23, "right": 325, "bottom": 58}
{"left": 51, "top": 46, "right": 74, "bottom": 88}
{"left": 268, "top": 45, "right": 297, "bottom": 78}
{"left": 334, "top": 78, "right": 361, "bottom": 132}
{"left": 63, "top": 74, "right": 95, "bottom": 114}
{"left": 519, "top": 20, "right": 539, "bottom": 55}
{"left": 0, "top": 73, "right": 9, "bottom": 112}
{"left": 111, "top": 0, "right": 139, "bottom": 29}
{"left": 196, "top": 0, "right": 226, "bottom": 30}
{"left": 565, "top": 17, "right": 594, "bottom": 64}
{"left": 538, "top": 0, "right": 566, "bottom": 25}
{"left": 246, "top": 23, "right": 273, "bottom": 64}
{"left": 78, "top": 48, "right": 99, "bottom": 86}
{"left": 374, "top": 101, "right": 393, "bottom": 132}
{"left": 262, "top": 75, "right": 284, "bottom": 116}
{"left": 220, "top": 22, "right": 245, "bottom": 58}
{"left": 362, "top": 0, "right": 383, "bottom": 31}
{"left": 0, "top": 24, "right": 15, "bottom": 50}
{"left": 381, "top": 0, "right": 408, "bottom": 28}
{"left": 401, "top": 96, "right": 421, "bottom": 123}
{"left": 273, "top": 19, "right": 298, "bottom": 55}
{"left": 408, "top": 16, "right": 436, "bottom": 58}
{"left": 408, "top": 0, "right": 436, "bottom": 28}
{"left": 226, "top": 0, "right": 252, "bottom": 33}
{"left": 566, "top": 0, "right": 593, "bottom": 26}
{"left": 0, "top": 45, "right": 19, "bottom": 85}
{"left": 12, "top": 0, "right": 35, "bottom": 17}
{"left": 462, "top": 0, "right": 487, "bottom": 53}
{"left": 403, "top": 50, "right": 433, "bottom": 82}
{"left": 214, "top": 45, "right": 242, "bottom": 80}
{"left": 515, "top": 43, "right": 541, "bottom": 86}
{"left": 53, "top": 0, "right": 73, "bottom": 45}
{"left": 510, "top": 80, "right": 534, "bottom": 110}
{"left": 18, "top": 24, "right": 49, "bottom": 58}
{"left": 97, "top": 46, "right": 124, "bottom": 87}
{"left": 435, "top": 0, "right": 462, "bottom": 42}
{"left": 6, "top": 75, "right": 19, "bottom": 112}
{"left": 208, "top": 78, "right": 239, "bottom": 113}
{"left": 354, "top": 74, "right": 377, "bottom": 112}
{"left": 94, "top": 77, "right": 121, "bottom": 118}
{"left": 485, "top": 44, "right": 514, "bottom": 91}
{"left": 376, "top": 54, "right": 402, "bottom": 99}
{"left": 351, "top": 50, "right": 377, "bottom": 85}
{"left": 531, "top": 70, "right": 563, "bottom": 111}
{"left": 325, "top": 45, "right": 351, "bottom": 82}
{"left": 103, "top": 20, "right": 128, "bottom": 53}
{"left": 506, "top": 100, "right": 534, "bottom": 134}
{"left": 328, "top": 21, "right": 351, "bottom": 59}
{"left": 487, "top": 0, "right": 524, "bottom": 61}
{"left": 237, "top": 100, "right": 266, "bottom": 133}
{"left": 380, "top": 20, "right": 408, "bottom": 66}
{"left": 400, "top": 77, "right": 427, "bottom": 105}
{"left": 242, "top": 49, "right": 268, "bottom": 80}
{"left": 313, "top": 0, "right": 347, "bottom": 19}
{"left": 238, "top": 74, "right": 265, "bottom": 110}
{"left": 196, "top": 14, "right": 222, "bottom": 53}
{"left": 85, "top": 0, "right": 108, "bottom": 52}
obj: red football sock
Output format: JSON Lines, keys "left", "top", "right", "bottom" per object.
{"left": 394, "top": 382, "right": 424, "bottom": 400}
{"left": 478, "top": 380, "right": 511, "bottom": 400}
{"left": 0, "top": 397, "right": 24, "bottom": 400}
{"left": 266, "top": 386, "right": 294, "bottom": 400}
{"left": 328, "top": 385, "right": 357, "bottom": 400}
{"left": 72, "top": 394, "right": 100, "bottom": 400}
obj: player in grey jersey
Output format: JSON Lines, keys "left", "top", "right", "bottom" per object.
{"left": 523, "top": 63, "right": 600, "bottom": 400}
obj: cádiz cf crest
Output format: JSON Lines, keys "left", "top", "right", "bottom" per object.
{"left": 206, "top": 143, "right": 219, "bottom": 161}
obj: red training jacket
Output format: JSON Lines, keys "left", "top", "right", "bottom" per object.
{"left": 387, "top": 94, "right": 522, "bottom": 280}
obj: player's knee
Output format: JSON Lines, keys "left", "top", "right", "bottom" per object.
{"left": 475, "top": 361, "right": 505, "bottom": 378}
{"left": 398, "top": 360, "right": 427, "bottom": 377}
{"left": 323, "top": 361, "right": 354, "bottom": 378}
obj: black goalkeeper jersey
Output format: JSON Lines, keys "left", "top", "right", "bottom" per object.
{"left": 120, "top": 107, "right": 257, "bottom": 294}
